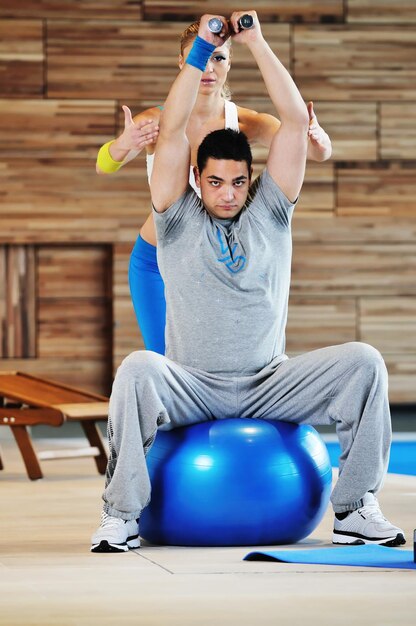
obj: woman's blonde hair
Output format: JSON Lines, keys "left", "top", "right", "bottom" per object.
{"left": 180, "top": 21, "right": 232, "bottom": 100}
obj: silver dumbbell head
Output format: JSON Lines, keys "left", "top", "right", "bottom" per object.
{"left": 208, "top": 18, "right": 223, "bottom": 34}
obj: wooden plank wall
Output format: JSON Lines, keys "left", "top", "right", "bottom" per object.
{"left": 0, "top": 245, "right": 36, "bottom": 358}
{"left": 0, "top": 1, "right": 415, "bottom": 401}
{"left": 0, "top": 244, "right": 113, "bottom": 393}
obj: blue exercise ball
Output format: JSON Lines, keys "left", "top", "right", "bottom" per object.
{"left": 140, "top": 418, "right": 332, "bottom": 546}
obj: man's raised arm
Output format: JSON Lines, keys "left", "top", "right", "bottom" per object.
{"left": 151, "top": 16, "right": 228, "bottom": 213}
{"left": 231, "top": 11, "right": 309, "bottom": 203}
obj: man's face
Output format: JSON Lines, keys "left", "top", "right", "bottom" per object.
{"left": 194, "top": 158, "right": 251, "bottom": 220}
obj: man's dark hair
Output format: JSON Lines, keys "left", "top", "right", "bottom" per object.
{"left": 197, "top": 129, "right": 253, "bottom": 174}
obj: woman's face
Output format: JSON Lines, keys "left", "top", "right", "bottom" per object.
{"left": 179, "top": 41, "right": 231, "bottom": 94}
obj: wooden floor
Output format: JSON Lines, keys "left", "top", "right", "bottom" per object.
{"left": 0, "top": 437, "right": 415, "bottom": 626}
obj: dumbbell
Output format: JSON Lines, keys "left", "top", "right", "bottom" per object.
{"left": 208, "top": 14, "right": 254, "bottom": 34}
{"left": 237, "top": 14, "right": 254, "bottom": 30}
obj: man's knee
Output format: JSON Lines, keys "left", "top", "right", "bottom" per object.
{"left": 116, "top": 350, "right": 168, "bottom": 382}
{"left": 342, "top": 341, "right": 383, "bottom": 365}
{"left": 343, "top": 341, "right": 388, "bottom": 384}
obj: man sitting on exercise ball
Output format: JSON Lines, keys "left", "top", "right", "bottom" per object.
{"left": 91, "top": 11, "right": 405, "bottom": 552}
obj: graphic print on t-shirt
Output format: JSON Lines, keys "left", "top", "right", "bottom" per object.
{"left": 216, "top": 227, "right": 246, "bottom": 274}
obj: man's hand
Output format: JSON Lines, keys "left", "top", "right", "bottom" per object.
{"left": 116, "top": 105, "right": 159, "bottom": 153}
{"left": 307, "top": 101, "right": 332, "bottom": 160}
{"left": 198, "top": 14, "right": 230, "bottom": 47}
{"left": 229, "top": 10, "right": 263, "bottom": 45}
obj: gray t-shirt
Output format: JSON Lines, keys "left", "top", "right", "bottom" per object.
{"left": 153, "top": 169, "right": 296, "bottom": 376}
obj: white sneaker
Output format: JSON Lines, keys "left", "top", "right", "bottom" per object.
{"left": 91, "top": 511, "right": 140, "bottom": 553}
{"left": 333, "top": 493, "right": 406, "bottom": 547}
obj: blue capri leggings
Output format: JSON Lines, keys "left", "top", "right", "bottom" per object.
{"left": 128, "top": 234, "right": 166, "bottom": 355}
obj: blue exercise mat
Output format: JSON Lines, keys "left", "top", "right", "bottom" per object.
{"left": 244, "top": 544, "right": 416, "bottom": 569}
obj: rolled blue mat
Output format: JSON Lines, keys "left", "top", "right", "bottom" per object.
{"left": 244, "top": 544, "right": 416, "bottom": 569}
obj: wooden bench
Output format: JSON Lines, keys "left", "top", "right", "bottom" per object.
{"left": 0, "top": 371, "right": 109, "bottom": 480}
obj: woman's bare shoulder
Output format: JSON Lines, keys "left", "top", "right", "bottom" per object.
{"left": 132, "top": 106, "right": 163, "bottom": 124}
{"left": 236, "top": 105, "right": 281, "bottom": 146}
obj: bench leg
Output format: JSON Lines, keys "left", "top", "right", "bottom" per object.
{"left": 80, "top": 421, "right": 108, "bottom": 475}
{"left": 11, "top": 426, "right": 43, "bottom": 480}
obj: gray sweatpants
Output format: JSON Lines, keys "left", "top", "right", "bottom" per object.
{"left": 102, "top": 342, "right": 391, "bottom": 520}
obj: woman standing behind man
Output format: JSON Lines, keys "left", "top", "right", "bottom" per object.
{"left": 96, "top": 20, "right": 332, "bottom": 354}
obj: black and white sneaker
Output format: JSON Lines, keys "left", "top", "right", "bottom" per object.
{"left": 91, "top": 511, "right": 140, "bottom": 553}
{"left": 333, "top": 493, "right": 406, "bottom": 547}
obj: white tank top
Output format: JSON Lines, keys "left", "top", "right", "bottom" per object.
{"left": 146, "top": 100, "right": 239, "bottom": 197}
